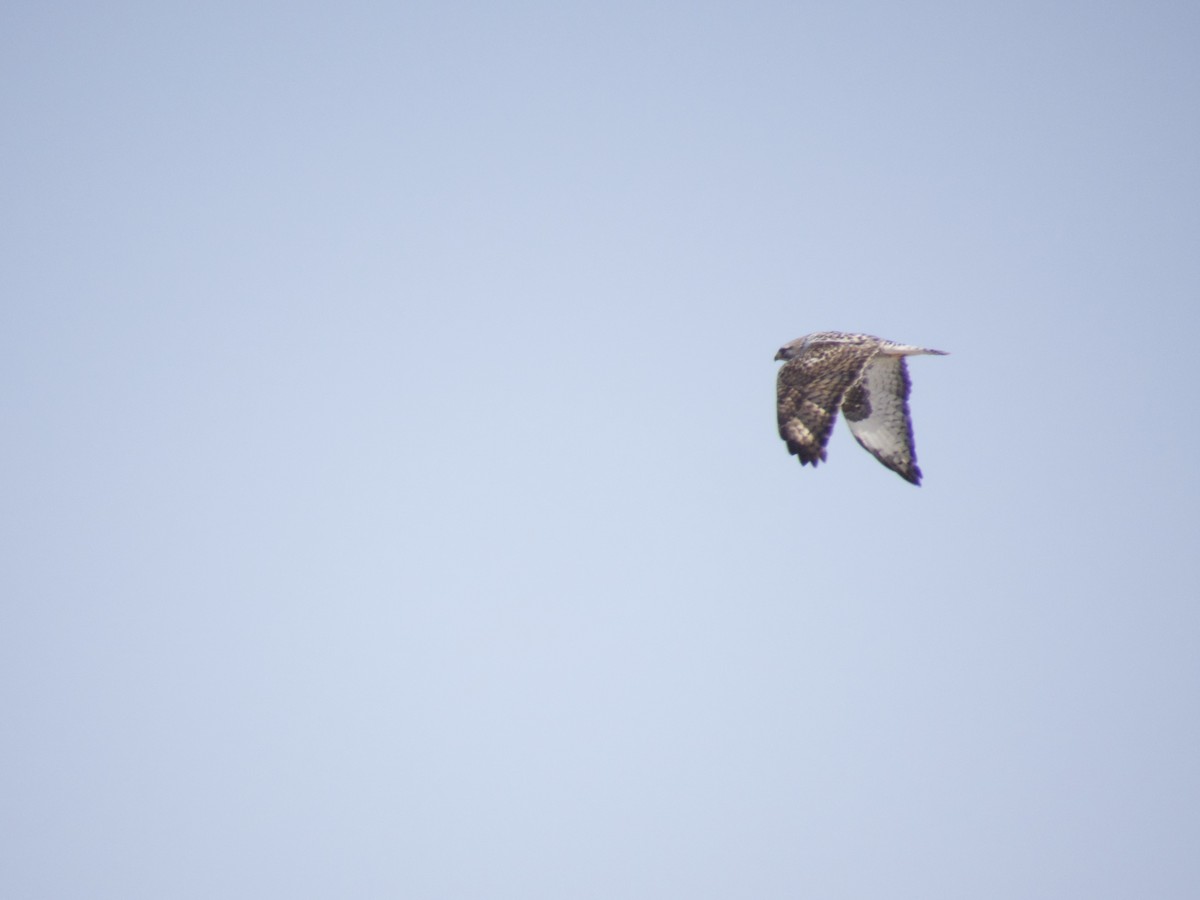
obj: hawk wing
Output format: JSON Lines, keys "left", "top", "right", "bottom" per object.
{"left": 776, "top": 343, "right": 876, "bottom": 466}
{"left": 842, "top": 356, "right": 922, "bottom": 484}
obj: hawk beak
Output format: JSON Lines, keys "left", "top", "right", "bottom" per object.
{"left": 774, "top": 349, "right": 785, "bottom": 361}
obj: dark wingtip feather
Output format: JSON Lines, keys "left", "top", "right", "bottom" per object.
{"left": 786, "top": 440, "right": 826, "bottom": 467}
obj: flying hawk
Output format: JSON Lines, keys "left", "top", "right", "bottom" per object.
{"left": 775, "top": 331, "right": 947, "bottom": 485}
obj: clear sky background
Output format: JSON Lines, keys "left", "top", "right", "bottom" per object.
{"left": 3, "top": 2, "right": 1199, "bottom": 898}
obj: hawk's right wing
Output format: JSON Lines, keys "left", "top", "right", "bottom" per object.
{"left": 776, "top": 343, "right": 876, "bottom": 466}
{"left": 842, "top": 355, "right": 922, "bottom": 484}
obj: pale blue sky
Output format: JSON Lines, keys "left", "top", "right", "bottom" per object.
{"left": 3, "top": 2, "right": 1199, "bottom": 898}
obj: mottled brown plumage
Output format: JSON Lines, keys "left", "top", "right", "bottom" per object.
{"left": 774, "top": 332, "right": 946, "bottom": 484}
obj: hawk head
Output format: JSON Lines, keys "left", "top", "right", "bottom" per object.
{"left": 774, "top": 337, "right": 809, "bottom": 361}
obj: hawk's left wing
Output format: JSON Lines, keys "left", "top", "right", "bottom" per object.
{"left": 842, "top": 356, "right": 922, "bottom": 484}
{"left": 776, "top": 343, "right": 875, "bottom": 467}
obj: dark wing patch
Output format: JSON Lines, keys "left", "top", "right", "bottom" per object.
{"left": 842, "top": 356, "right": 922, "bottom": 484}
{"left": 841, "top": 381, "right": 872, "bottom": 423}
{"left": 776, "top": 343, "right": 875, "bottom": 467}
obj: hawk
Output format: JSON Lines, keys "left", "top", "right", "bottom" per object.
{"left": 775, "top": 331, "right": 947, "bottom": 485}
